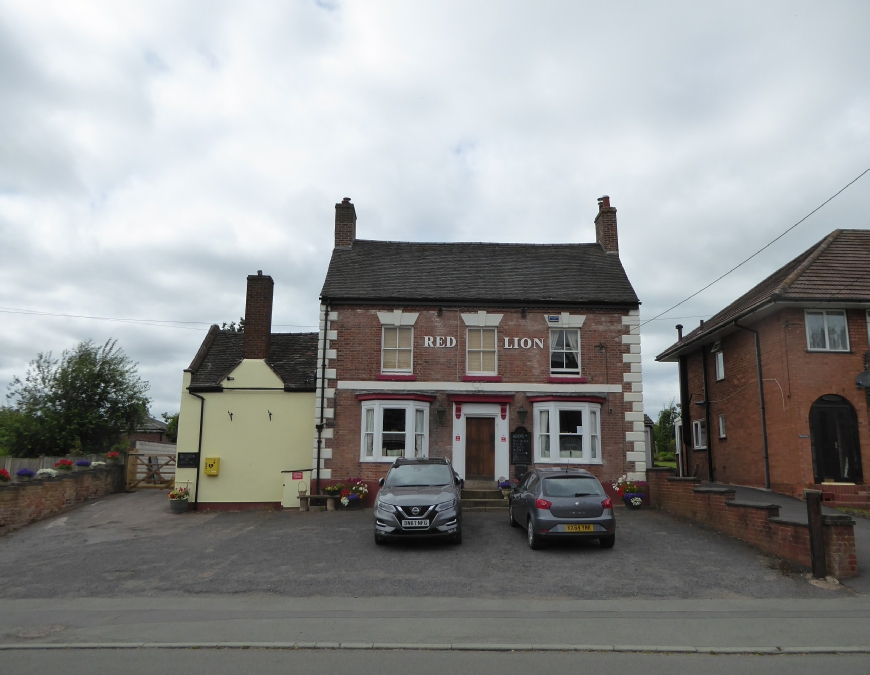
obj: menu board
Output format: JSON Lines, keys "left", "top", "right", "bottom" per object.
{"left": 177, "top": 453, "right": 199, "bottom": 469}
{"left": 510, "top": 427, "right": 532, "bottom": 465}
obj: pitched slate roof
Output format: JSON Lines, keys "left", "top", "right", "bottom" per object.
{"left": 320, "top": 240, "right": 639, "bottom": 306}
{"left": 657, "top": 229, "right": 870, "bottom": 361}
{"left": 187, "top": 326, "right": 318, "bottom": 391}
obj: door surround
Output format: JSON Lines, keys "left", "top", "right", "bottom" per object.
{"left": 451, "top": 402, "right": 510, "bottom": 480}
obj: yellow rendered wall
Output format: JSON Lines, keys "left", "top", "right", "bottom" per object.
{"left": 174, "top": 360, "right": 315, "bottom": 504}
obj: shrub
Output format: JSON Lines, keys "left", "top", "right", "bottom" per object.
{"left": 37, "top": 468, "right": 58, "bottom": 479}
{"left": 0, "top": 468, "right": 10, "bottom": 482}
{"left": 55, "top": 459, "right": 74, "bottom": 472}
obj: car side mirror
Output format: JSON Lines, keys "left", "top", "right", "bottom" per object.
{"left": 378, "top": 477, "right": 385, "bottom": 487}
{"left": 457, "top": 478, "right": 464, "bottom": 489}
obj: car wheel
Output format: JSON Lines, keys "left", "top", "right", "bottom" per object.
{"left": 452, "top": 527, "right": 463, "bottom": 545}
{"left": 599, "top": 534, "right": 615, "bottom": 548}
{"left": 509, "top": 503, "right": 519, "bottom": 528}
{"left": 527, "top": 518, "right": 541, "bottom": 550}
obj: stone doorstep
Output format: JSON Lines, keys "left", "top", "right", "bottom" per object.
{"left": 463, "top": 499, "right": 509, "bottom": 509}
{"left": 462, "top": 489, "right": 505, "bottom": 500}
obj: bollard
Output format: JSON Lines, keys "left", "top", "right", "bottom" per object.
{"left": 805, "top": 489, "right": 826, "bottom": 579}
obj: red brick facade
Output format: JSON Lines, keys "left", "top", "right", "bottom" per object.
{"left": 678, "top": 307, "right": 870, "bottom": 496}
{"left": 316, "top": 304, "right": 642, "bottom": 486}
{"left": 243, "top": 272, "right": 274, "bottom": 360}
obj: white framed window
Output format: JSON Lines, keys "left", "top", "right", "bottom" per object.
{"left": 692, "top": 419, "right": 707, "bottom": 449}
{"left": 550, "top": 329, "right": 580, "bottom": 374}
{"left": 382, "top": 326, "right": 413, "bottom": 372}
{"left": 360, "top": 400, "right": 430, "bottom": 462}
{"left": 715, "top": 350, "right": 724, "bottom": 381}
{"left": 467, "top": 327, "right": 497, "bottom": 374}
{"left": 533, "top": 401, "right": 602, "bottom": 464}
{"left": 718, "top": 414, "right": 726, "bottom": 439}
{"left": 805, "top": 310, "right": 849, "bottom": 352}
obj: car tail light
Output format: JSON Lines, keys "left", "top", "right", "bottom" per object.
{"left": 601, "top": 498, "right": 613, "bottom": 509}
{"left": 535, "top": 498, "right": 552, "bottom": 510}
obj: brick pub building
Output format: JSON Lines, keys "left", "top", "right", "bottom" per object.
{"left": 656, "top": 229, "right": 870, "bottom": 507}
{"left": 311, "top": 197, "right": 646, "bottom": 497}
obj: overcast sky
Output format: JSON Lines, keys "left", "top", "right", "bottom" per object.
{"left": 1, "top": 0, "right": 869, "bottom": 422}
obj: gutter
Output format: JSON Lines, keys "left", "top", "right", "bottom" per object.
{"left": 733, "top": 320, "right": 771, "bottom": 489}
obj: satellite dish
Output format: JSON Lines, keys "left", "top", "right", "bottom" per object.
{"left": 856, "top": 371, "right": 870, "bottom": 389}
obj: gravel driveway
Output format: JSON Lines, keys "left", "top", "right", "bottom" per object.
{"left": 0, "top": 490, "right": 845, "bottom": 599}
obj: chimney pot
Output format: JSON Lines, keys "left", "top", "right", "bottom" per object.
{"left": 700, "top": 319, "right": 705, "bottom": 328}
{"left": 594, "top": 195, "right": 619, "bottom": 254}
{"left": 676, "top": 324, "right": 684, "bottom": 340}
{"left": 335, "top": 197, "right": 357, "bottom": 248}
{"left": 243, "top": 271, "right": 274, "bottom": 360}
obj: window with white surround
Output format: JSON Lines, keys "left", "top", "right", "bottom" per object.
{"left": 715, "top": 350, "right": 724, "bottom": 381}
{"left": 360, "top": 401, "right": 429, "bottom": 461}
{"left": 550, "top": 329, "right": 580, "bottom": 374}
{"left": 382, "top": 326, "right": 413, "bottom": 372}
{"left": 718, "top": 414, "right": 726, "bottom": 439}
{"left": 805, "top": 310, "right": 849, "bottom": 352}
{"left": 467, "top": 328, "right": 497, "bottom": 374}
{"left": 533, "top": 401, "right": 602, "bottom": 464}
{"left": 692, "top": 419, "right": 707, "bottom": 449}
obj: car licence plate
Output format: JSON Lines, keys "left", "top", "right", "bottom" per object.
{"left": 402, "top": 519, "right": 429, "bottom": 528}
{"left": 565, "top": 524, "right": 594, "bottom": 532}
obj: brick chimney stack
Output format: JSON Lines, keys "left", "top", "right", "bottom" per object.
{"left": 243, "top": 270, "right": 274, "bottom": 360}
{"left": 594, "top": 195, "right": 619, "bottom": 254}
{"left": 334, "top": 197, "right": 357, "bottom": 248}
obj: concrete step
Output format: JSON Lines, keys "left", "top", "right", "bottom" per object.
{"left": 463, "top": 498, "right": 508, "bottom": 509}
{"left": 462, "top": 489, "right": 505, "bottom": 500}
{"left": 817, "top": 483, "right": 861, "bottom": 495}
{"left": 463, "top": 479, "right": 499, "bottom": 490}
{"left": 827, "top": 494, "right": 870, "bottom": 503}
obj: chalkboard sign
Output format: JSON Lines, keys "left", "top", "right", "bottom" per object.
{"left": 177, "top": 453, "right": 200, "bottom": 469}
{"left": 511, "top": 426, "right": 532, "bottom": 465}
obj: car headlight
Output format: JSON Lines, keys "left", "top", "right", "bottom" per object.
{"left": 377, "top": 500, "right": 397, "bottom": 513}
{"left": 435, "top": 498, "right": 456, "bottom": 512}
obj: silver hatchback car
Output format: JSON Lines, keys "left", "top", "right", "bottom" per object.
{"left": 509, "top": 468, "right": 615, "bottom": 549}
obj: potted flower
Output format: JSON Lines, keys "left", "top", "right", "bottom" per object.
{"left": 0, "top": 468, "right": 10, "bottom": 483}
{"left": 498, "top": 477, "right": 514, "bottom": 499}
{"left": 106, "top": 451, "right": 122, "bottom": 465}
{"left": 323, "top": 482, "right": 344, "bottom": 497}
{"left": 340, "top": 478, "right": 368, "bottom": 509}
{"left": 168, "top": 486, "right": 190, "bottom": 514}
{"left": 74, "top": 459, "right": 92, "bottom": 472}
{"left": 91, "top": 461, "right": 106, "bottom": 469}
{"left": 17, "top": 467, "right": 36, "bottom": 482}
{"left": 612, "top": 475, "right": 647, "bottom": 509}
{"left": 55, "top": 459, "right": 74, "bottom": 472}
{"left": 37, "top": 468, "right": 58, "bottom": 479}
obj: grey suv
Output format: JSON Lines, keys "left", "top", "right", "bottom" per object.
{"left": 374, "top": 458, "right": 463, "bottom": 545}
{"left": 509, "top": 468, "right": 615, "bottom": 549}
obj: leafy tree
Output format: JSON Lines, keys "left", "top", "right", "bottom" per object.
{"left": 161, "top": 412, "right": 179, "bottom": 443}
{"left": 221, "top": 317, "right": 245, "bottom": 332}
{"left": 653, "top": 399, "right": 680, "bottom": 459}
{"left": 2, "top": 339, "right": 151, "bottom": 457}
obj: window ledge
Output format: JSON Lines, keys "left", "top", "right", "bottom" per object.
{"left": 535, "top": 459, "right": 604, "bottom": 466}
{"left": 360, "top": 457, "right": 404, "bottom": 463}
{"left": 377, "top": 374, "right": 417, "bottom": 381}
{"left": 463, "top": 375, "right": 502, "bottom": 382}
{"left": 805, "top": 349, "right": 853, "bottom": 354}
{"left": 547, "top": 376, "right": 587, "bottom": 383}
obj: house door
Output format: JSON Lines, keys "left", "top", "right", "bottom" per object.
{"left": 810, "top": 395, "right": 863, "bottom": 483}
{"left": 466, "top": 417, "right": 496, "bottom": 480}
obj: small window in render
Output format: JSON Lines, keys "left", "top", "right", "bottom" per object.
{"left": 718, "top": 414, "right": 726, "bottom": 439}
{"left": 805, "top": 310, "right": 849, "bottom": 352}
{"left": 382, "top": 326, "right": 413, "bottom": 372}
{"left": 550, "top": 329, "right": 580, "bottom": 374}
{"left": 715, "top": 350, "right": 725, "bottom": 381}
{"left": 467, "top": 328, "right": 497, "bottom": 374}
{"left": 382, "top": 408, "right": 406, "bottom": 457}
{"left": 693, "top": 419, "right": 707, "bottom": 449}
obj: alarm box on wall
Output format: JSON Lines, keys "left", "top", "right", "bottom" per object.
{"left": 204, "top": 457, "right": 220, "bottom": 476}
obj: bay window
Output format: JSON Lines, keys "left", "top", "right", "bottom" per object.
{"left": 533, "top": 401, "right": 602, "bottom": 464}
{"left": 360, "top": 401, "right": 429, "bottom": 461}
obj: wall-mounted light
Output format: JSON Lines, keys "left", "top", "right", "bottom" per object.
{"left": 435, "top": 407, "right": 446, "bottom": 424}
{"left": 517, "top": 404, "right": 528, "bottom": 425}
{"left": 228, "top": 411, "right": 234, "bottom": 421}
{"left": 268, "top": 410, "right": 273, "bottom": 421}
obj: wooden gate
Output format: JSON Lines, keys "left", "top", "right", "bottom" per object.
{"left": 126, "top": 452, "right": 176, "bottom": 490}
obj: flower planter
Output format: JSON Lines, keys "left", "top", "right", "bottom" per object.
{"left": 170, "top": 499, "right": 189, "bottom": 514}
{"left": 341, "top": 499, "right": 363, "bottom": 510}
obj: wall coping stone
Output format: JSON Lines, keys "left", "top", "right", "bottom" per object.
{"left": 768, "top": 516, "right": 809, "bottom": 528}
{"left": 693, "top": 487, "right": 736, "bottom": 495}
{"left": 647, "top": 467, "right": 675, "bottom": 473}
{"left": 725, "top": 500, "right": 780, "bottom": 510}
{"left": 822, "top": 514, "right": 856, "bottom": 526}
{"left": 667, "top": 476, "right": 701, "bottom": 483}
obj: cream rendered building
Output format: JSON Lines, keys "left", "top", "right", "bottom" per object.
{"left": 174, "top": 272, "right": 318, "bottom": 509}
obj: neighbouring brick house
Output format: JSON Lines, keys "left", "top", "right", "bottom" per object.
{"left": 656, "top": 229, "right": 870, "bottom": 505}
{"left": 312, "top": 197, "right": 646, "bottom": 496}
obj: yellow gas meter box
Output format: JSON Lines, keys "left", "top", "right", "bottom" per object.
{"left": 204, "top": 457, "right": 220, "bottom": 476}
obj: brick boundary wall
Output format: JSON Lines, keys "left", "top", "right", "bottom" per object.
{"left": 0, "top": 466, "right": 125, "bottom": 536}
{"left": 648, "top": 467, "right": 857, "bottom": 579}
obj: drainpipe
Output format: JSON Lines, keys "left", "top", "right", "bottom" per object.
{"left": 700, "top": 347, "right": 715, "bottom": 482}
{"left": 678, "top": 355, "right": 691, "bottom": 478}
{"left": 315, "top": 301, "right": 330, "bottom": 495}
{"left": 734, "top": 321, "right": 771, "bottom": 489}
{"left": 188, "top": 392, "right": 206, "bottom": 510}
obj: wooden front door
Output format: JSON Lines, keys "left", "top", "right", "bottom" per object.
{"left": 466, "top": 417, "right": 495, "bottom": 480}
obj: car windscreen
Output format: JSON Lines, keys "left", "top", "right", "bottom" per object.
{"left": 385, "top": 464, "right": 454, "bottom": 487}
{"left": 542, "top": 476, "right": 605, "bottom": 497}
